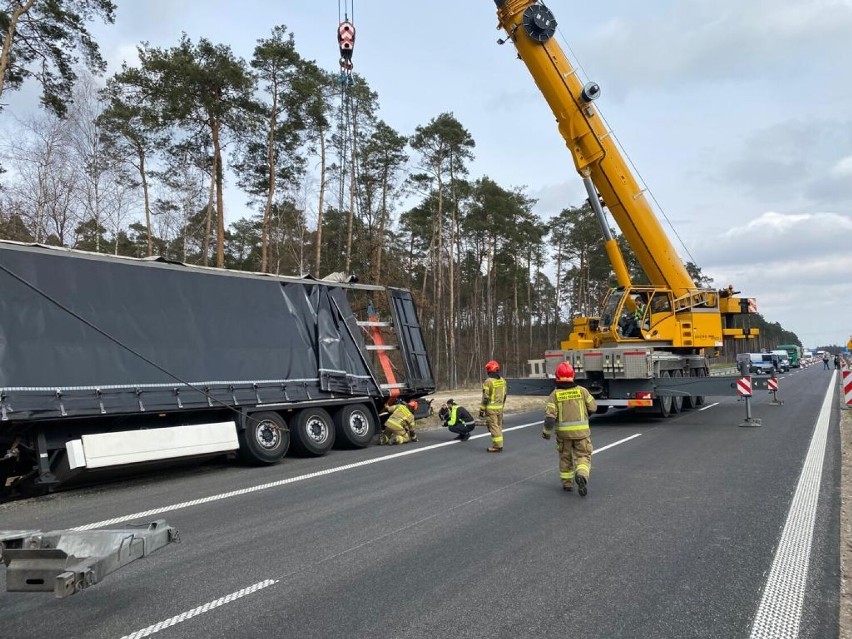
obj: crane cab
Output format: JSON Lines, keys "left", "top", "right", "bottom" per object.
{"left": 562, "top": 285, "right": 724, "bottom": 352}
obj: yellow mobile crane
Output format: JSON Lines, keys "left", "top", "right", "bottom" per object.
{"left": 494, "top": 1, "right": 758, "bottom": 415}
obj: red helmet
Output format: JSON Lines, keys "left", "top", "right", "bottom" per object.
{"left": 407, "top": 400, "right": 419, "bottom": 411}
{"left": 555, "top": 362, "right": 575, "bottom": 381}
{"left": 485, "top": 360, "right": 500, "bottom": 373}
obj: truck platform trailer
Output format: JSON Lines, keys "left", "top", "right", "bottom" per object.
{"left": 0, "top": 241, "right": 434, "bottom": 494}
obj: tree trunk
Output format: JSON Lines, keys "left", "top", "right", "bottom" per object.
{"left": 0, "top": 0, "right": 36, "bottom": 99}
{"left": 203, "top": 152, "right": 216, "bottom": 267}
{"left": 138, "top": 146, "right": 153, "bottom": 257}
{"left": 211, "top": 118, "right": 225, "bottom": 268}
{"left": 374, "top": 167, "right": 388, "bottom": 283}
{"left": 315, "top": 127, "right": 327, "bottom": 275}
{"left": 262, "top": 93, "right": 279, "bottom": 274}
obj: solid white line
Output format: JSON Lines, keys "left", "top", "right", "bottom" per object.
{"left": 748, "top": 372, "right": 836, "bottom": 639}
{"left": 699, "top": 402, "right": 719, "bottom": 411}
{"left": 120, "top": 579, "right": 278, "bottom": 639}
{"left": 72, "top": 420, "right": 545, "bottom": 531}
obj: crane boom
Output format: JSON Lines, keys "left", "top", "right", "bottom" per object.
{"left": 494, "top": 0, "right": 695, "bottom": 297}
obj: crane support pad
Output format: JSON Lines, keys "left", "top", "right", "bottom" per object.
{"left": 0, "top": 520, "right": 178, "bottom": 597}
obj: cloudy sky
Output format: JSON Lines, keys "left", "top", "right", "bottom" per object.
{"left": 7, "top": 0, "right": 852, "bottom": 349}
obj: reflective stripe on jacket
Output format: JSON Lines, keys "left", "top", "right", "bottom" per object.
{"left": 386, "top": 404, "right": 415, "bottom": 430}
{"left": 544, "top": 385, "right": 597, "bottom": 438}
{"left": 480, "top": 377, "right": 507, "bottom": 412}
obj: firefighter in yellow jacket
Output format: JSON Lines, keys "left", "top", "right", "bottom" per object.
{"left": 381, "top": 399, "right": 418, "bottom": 445}
{"left": 542, "top": 362, "right": 596, "bottom": 496}
{"left": 479, "top": 360, "right": 507, "bottom": 453}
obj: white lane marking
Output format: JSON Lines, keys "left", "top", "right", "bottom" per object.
{"left": 594, "top": 433, "right": 641, "bottom": 452}
{"left": 73, "top": 420, "right": 545, "bottom": 531}
{"left": 119, "top": 432, "right": 644, "bottom": 638}
{"left": 748, "top": 372, "right": 836, "bottom": 639}
{"left": 699, "top": 402, "right": 720, "bottom": 412}
{"left": 120, "top": 579, "right": 277, "bottom": 639}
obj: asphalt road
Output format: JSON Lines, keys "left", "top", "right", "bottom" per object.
{"left": 0, "top": 364, "right": 842, "bottom": 639}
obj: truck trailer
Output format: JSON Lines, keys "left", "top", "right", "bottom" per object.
{"left": 0, "top": 240, "right": 434, "bottom": 495}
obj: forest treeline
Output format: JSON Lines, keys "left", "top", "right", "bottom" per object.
{"left": 0, "top": 1, "right": 801, "bottom": 387}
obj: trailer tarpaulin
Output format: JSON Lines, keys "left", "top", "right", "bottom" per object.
{"left": 0, "top": 244, "right": 378, "bottom": 417}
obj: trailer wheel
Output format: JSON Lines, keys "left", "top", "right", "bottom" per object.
{"left": 693, "top": 368, "right": 707, "bottom": 406}
{"left": 239, "top": 412, "right": 289, "bottom": 465}
{"left": 655, "top": 371, "right": 673, "bottom": 417}
{"left": 670, "top": 370, "right": 684, "bottom": 413}
{"left": 290, "top": 407, "right": 335, "bottom": 457}
{"left": 683, "top": 368, "right": 707, "bottom": 408}
{"left": 333, "top": 404, "right": 376, "bottom": 449}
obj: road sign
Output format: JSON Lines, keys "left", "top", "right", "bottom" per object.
{"left": 737, "top": 376, "right": 752, "bottom": 397}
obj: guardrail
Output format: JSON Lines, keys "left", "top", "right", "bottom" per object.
{"left": 710, "top": 367, "right": 738, "bottom": 376}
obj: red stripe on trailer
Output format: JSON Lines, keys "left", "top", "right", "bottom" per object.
{"left": 737, "top": 376, "right": 752, "bottom": 396}
{"left": 585, "top": 352, "right": 603, "bottom": 357}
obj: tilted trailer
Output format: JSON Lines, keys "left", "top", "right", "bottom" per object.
{"left": 0, "top": 241, "right": 434, "bottom": 495}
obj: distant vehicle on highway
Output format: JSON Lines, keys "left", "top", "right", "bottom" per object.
{"left": 737, "top": 353, "right": 778, "bottom": 375}
{"left": 770, "top": 350, "right": 791, "bottom": 372}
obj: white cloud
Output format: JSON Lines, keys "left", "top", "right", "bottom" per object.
{"left": 831, "top": 156, "right": 852, "bottom": 177}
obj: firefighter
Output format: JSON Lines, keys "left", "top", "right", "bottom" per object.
{"left": 438, "top": 399, "right": 475, "bottom": 441}
{"left": 541, "top": 362, "right": 596, "bottom": 496}
{"left": 479, "top": 360, "right": 507, "bottom": 452}
{"left": 380, "top": 399, "right": 417, "bottom": 445}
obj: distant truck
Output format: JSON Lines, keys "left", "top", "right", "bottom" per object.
{"left": 0, "top": 241, "right": 435, "bottom": 495}
{"left": 776, "top": 344, "right": 802, "bottom": 368}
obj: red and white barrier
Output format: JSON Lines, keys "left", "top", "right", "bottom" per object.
{"left": 737, "top": 376, "right": 752, "bottom": 397}
{"left": 843, "top": 360, "right": 852, "bottom": 407}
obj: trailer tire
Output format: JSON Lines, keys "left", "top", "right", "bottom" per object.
{"left": 333, "top": 404, "right": 375, "bottom": 449}
{"left": 670, "top": 369, "right": 684, "bottom": 413}
{"left": 290, "top": 407, "right": 335, "bottom": 457}
{"left": 239, "top": 412, "right": 290, "bottom": 465}
{"left": 683, "top": 369, "right": 698, "bottom": 410}
{"left": 655, "top": 371, "right": 673, "bottom": 417}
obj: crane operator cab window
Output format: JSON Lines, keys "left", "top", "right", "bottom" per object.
{"left": 617, "top": 291, "right": 651, "bottom": 338}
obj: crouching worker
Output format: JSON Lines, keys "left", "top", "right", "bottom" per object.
{"left": 438, "top": 399, "right": 475, "bottom": 441}
{"left": 380, "top": 398, "right": 418, "bottom": 445}
{"left": 542, "top": 362, "right": 596, "bottom": 496}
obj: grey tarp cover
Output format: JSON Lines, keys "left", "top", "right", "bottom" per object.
{"left": 0, "top": 243, "right": 380, "bottom": 419}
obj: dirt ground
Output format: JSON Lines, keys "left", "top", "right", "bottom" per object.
{"left": 416, "top": 388, "right": 547, "bottom": 430}
{"left": 423, "top": 387, "right": 852, "bottom": 636}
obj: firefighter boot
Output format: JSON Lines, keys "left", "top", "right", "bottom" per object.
{"left": 576, "top": 475, "right": 588, "bottom": 497}
{"left": 486, "top": 446, "right": 502, "bottom": 453}
{"left": 409, "top": 432, "right": 418, "bottom": 443}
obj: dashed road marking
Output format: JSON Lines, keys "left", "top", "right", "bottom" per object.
{"left": 120, "top": 579, "right": 278, "bottom": 639}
